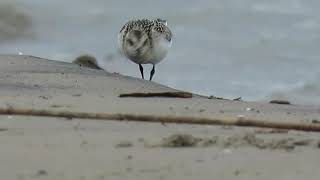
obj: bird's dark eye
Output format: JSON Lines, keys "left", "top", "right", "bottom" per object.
{"left": 127, "top": 39, "right": 134, "bottom": 46}
{"left": 132, "top": 30, "right": 142, "bottom": 39}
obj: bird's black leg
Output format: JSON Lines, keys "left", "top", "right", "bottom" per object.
{"left": 149, "top": 64, "right": 155, "bottom": 81}
{"left": 139, "top": 64, "right": 144, "bottom": 79}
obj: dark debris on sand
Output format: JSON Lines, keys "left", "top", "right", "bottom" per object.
{"left": 153, "top": 133, "right": 317, "bottom": 151}
{"left": 115, "top": 141, "right": 133, "bottom": 148}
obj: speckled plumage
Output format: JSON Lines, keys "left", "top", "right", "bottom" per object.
{"left": 120, "top": 19, "right": 172, "bottom": 44}
{"left": 118, "top": 18, "right": 172, "bottom": 81}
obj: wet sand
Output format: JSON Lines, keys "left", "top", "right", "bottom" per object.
{"left": 0, "top": 55, "right": 319, "bottom": 180}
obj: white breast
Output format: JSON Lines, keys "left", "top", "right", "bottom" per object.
{"left": 148, "top": 36, "right": 172, "bottom": 64}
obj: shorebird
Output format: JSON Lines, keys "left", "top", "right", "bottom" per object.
{"left": 118, "top": 18, "right": 172, "bottom": 81}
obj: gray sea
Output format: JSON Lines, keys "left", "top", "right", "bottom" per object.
{"left": 1, "top": 0, "right": 319, "bottom": 105}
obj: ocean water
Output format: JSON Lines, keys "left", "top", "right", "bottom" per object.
{"left": 0, "top": 0, "right": 319, "bottom": 105}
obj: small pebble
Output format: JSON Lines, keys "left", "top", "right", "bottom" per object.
{"left": 126, "top": 167, "right": 132, "bottom": 172}
{"left": 196, "top": 159, "right": 204, "bottom": 163}
{"left": 222, "top": 148, "right": 232, "bottom": 154}
{"left": 126, "top": 155, "right": 133, "bottom": 160}
{"left": 234, "top": 169, "right": 241, "bottom": 176}
{"left": 237, "top": 115, "right": 245, "bottom": 120}
{"left": 37, "top": 169, "right": 48, "bottom": 176}
{"left": 115, "top": 141, "right": 133, "bottom": 148}
{"left": 39, "top": 95, "right": 49, "bottom": 100}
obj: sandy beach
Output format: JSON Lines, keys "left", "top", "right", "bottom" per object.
{"left": 0, "top": 55, "right": 319, "bottom": 180}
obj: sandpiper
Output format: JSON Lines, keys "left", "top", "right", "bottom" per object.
{"left": 118, "top": 18, "right": 172, "bottom": 81}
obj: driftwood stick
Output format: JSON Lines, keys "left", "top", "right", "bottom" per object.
{"left": 0, "top": 107, "right": 320, "bottom": 132}
{"left": 119, "top": 92, "right": 192, "bottom": 98}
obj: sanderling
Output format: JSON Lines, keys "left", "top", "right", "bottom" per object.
{"left": 118, "top": 18, "right": 172, "bottom": 81}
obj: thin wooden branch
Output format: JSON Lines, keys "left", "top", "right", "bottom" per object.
{"left": 0, "top": 107, "right": 320, "bottom": 132}
{"left": 119, "top": 92, "right": 193, "bottom": 98}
